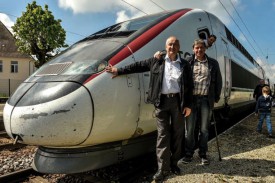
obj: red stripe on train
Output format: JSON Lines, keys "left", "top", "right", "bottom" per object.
{"left": 84, "top": 9, "right": 191, "bottom": 84}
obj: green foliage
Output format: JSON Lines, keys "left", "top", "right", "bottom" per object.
{"left": 12, "top": 1, "right": 68, "bottom": 68}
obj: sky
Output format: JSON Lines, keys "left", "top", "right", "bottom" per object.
{"left": 1, "top": 0, "right": 275, "bottom": 81}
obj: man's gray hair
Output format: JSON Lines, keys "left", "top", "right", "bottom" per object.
{"left": 166, "top": 36, "right": 179, "bottom": 45}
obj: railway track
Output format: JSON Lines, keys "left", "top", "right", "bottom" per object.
{"left": 0, "top": 130, "right": 37, "bottom": 180}
{"left": 0, "top": 130, "right": 27, "bottom": 151}
{"left": 0, "top": 130, "right": 9, "bottom": 138}
{"left": 0, "top": 142, "right": 27, "bottom": 151}
{"left": 0, "top": 168, "right": 39, "bottom": 183}
{"left": 0, "top": 155, "right": 156, "bottom": 183}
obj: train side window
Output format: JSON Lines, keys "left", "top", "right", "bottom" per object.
{"left": 198, "top": 28, "right": 210, "bottom": 40}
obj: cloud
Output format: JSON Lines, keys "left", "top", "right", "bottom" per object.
{"left": 0, "top": 13, "right": 14, "bottom": 33}
{"left": 238, "top": 33, "right": 247, "bottom": 42}
{"left": 270, "top": 64, "right": 275, "bottom": 78}
{"left": 57, "top": 0, "right": 239, "bottom": 25}
{"left": 58, "top": 0, "right": 123, "bottom": 14}
{"left": 267, "top": 65, "right": 275, "bottom": 84}
{"left": 256, "top": 57, "right": 275, "bottom": 82}
{"left": 116, "top": 10, "right": 130, "bottom": 23}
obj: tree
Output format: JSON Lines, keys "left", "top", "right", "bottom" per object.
{"left": 12, "top": 1, "right": 68, "bottom": 68}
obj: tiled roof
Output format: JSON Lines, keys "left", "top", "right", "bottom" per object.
{"left": 0, "top": 21, "right": 30, "bottom": 59}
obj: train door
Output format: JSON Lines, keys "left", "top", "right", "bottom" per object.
{"left": 85, "top": 41, "right": 142, "bottom": 143}
{"left": 108, "top": 44, "right": 141, "bottom": 139}
{"left": 220, "top": 39, "right": 232, "bottom": 104}
{"left": 142, "top": 73, "right": 150, "bottom": 104}
{"left": 134, "top": 69, "right": 156, "bottom": 136}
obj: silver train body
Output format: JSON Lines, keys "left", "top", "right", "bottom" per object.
{"left": 3, "top": 9, "right": 269, "bottom": 173}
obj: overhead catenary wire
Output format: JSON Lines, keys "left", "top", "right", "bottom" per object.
{"left": 121, "top": 0, "right": 167, "bottom": 14}
{"left": 121, "top": 0, "right": 148, "bottom": 15}
{"left": 149, "top": 0, "right": 166, "bottom": 11}
{"left": 218, "top": 0, "right": 260, "bottom": 58}
{"left": 224, "top": 0, "right": 272, "bottom": 77}
{"left": 218, "top": 0, "right": 273, "bottom": 77}
{"left": 120, "top": 0, "right": 274, "bottom": 78}
{"left": 229, "top": 0, "right": 266, "bottom": 60}
{"left": 119, "top": 0, "right": 269, "bottom": 65}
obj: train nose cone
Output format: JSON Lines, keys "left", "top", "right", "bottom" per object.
{"left": 3, "top": 82, "right": 93, "bottom": 146}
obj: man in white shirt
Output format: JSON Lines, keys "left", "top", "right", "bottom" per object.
{"left": 106, "top": 36, "right": 193, "bottom": 181}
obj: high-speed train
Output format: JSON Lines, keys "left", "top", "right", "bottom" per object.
{"left": 3, "top": 8, "right": 271, "bottom": 173}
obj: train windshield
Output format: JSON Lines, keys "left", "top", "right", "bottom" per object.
{"left": 35, "top": 40, "right": 124, "bottom": 76}
{"left": 34, "top": 12, "right": 170, "bottom": 76}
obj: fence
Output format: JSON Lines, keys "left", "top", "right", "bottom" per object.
{"left": 0, "top": 79, "right": 24, "bottom": 97}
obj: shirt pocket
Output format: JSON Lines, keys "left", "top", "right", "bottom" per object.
{"left": 171, "top": 66, "right": 181, "bottom": 80}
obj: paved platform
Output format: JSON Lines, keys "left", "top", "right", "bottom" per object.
{"left": 166, "top": 109, "right": 275, "bottom": 183}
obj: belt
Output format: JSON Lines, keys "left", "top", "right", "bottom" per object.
{"left": 162, "top": 93, "right": 179, "bottom": 98}
{"left": 194, "top": 95, "right": 208, "bottom": 98}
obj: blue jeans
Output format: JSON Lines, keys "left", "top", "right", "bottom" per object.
{"left": 185, "top": 96, "right": 211, "bottom": 157}
{"left": 257, "top": 112, "right": 272, "bottom": 135}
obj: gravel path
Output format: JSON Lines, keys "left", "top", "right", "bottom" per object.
{"left": 163, "top": 114, "right": 275, "bottom": 183}
{"left": 0, "top": 146, "right": 36, "bottom": 175}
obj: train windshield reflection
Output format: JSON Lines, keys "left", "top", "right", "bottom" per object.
{"left": 40, "top": 40, "right": 122, "bottom": 75}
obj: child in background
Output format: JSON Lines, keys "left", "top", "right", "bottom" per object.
{"left": 255, "top": 86, "right": 273, "bottom": 138}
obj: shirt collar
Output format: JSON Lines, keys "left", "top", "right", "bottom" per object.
{"left": 165, "top": 54, "right": 181, "bottom": 63}
{"left": 195, "top": 56, "right": 207, "bottom": 63}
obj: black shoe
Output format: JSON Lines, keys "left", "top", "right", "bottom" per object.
{"left": 178, "top": 155, "right": 192, "bottom": 164}
{"left": 256, "top": 130, "right": 261, "bottom": 133}
{"left": 171, "top": 165, "right": 181, "bottom": 175}
{"left": 268, "top": 134, "right": 273, "bottom": 138}
{"left": 152, "top": 170, "right": 170, "bottom": 181}
{"left": 200, "top": 155, "right": 210, "bottom": 165}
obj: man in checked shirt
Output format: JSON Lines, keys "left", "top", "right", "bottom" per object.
{"left": 178, "top": 39, "right": 222, "bottom": 165}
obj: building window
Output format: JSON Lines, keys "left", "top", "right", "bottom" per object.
{"left": 0, "top": 60, "right": 2, "bottom": 72}
{"left": 11, "top": 61, "right": 18, "bottom": 73}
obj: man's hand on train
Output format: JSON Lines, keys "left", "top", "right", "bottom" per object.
{"left": 105, "top": 65, "right": 118, "bottom": 78}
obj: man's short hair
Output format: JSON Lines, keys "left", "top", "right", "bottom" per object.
{"left": 192, "top": 39, "right": 205, "bottom": 48}
{"left": 209, "top": 34, "right": 217, "bottom": 39}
